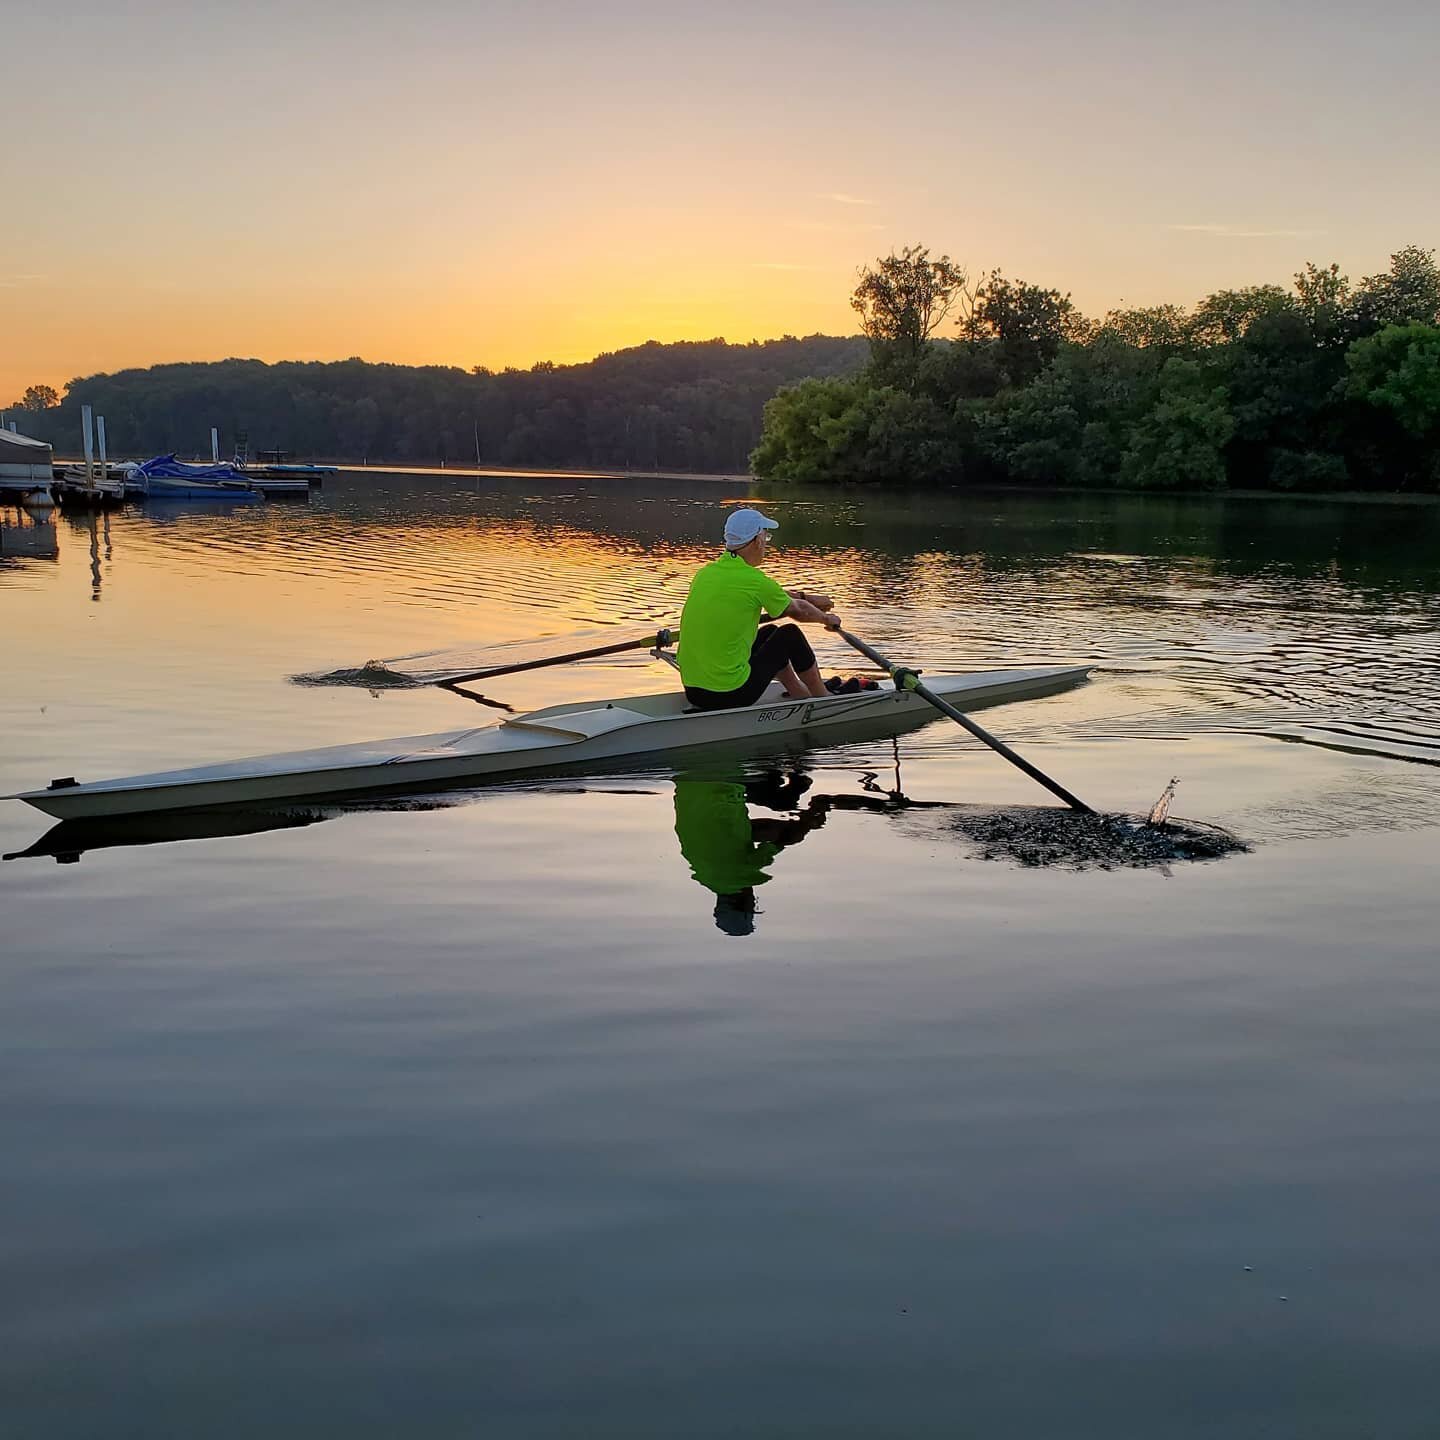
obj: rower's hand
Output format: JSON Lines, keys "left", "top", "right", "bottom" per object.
{"left": 823, "top": 612, "right": 842, "bottom": 630}
{"left": 808, "top": 592, "right": 835, "bottom": 611}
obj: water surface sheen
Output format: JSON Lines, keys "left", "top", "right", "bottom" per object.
{"left": 3, "top": 474, "right": 1439, "bottom": 1437}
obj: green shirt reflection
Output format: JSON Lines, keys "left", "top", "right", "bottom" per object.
{"left": 673, "top": 776, "right": 784, "bottom": 898}
{"left": 672, "top": 769, "right": 829, "bottom": 937}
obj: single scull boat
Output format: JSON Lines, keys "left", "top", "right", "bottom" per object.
{"left": 10, "top": 665, "right": 1091, "bottom": 822}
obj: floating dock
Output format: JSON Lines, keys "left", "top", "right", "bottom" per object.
{"left": 53, "top": 469, "right": 126, "bottom": 508}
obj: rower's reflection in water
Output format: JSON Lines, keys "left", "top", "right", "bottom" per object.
{"left": 672, "top": 767, "right": 831, "bottom": 937}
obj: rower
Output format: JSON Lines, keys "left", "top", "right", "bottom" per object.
{"left": 677, "top": 508, "right": 841, "bottom": 711}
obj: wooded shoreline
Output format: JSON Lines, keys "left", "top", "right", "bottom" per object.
{"left": 9, "top": 242, "right": 1438, "bottom": 498}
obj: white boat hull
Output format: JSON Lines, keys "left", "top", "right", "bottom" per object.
{"left": 11, "top": 666, "right": 1091, "bottom": 821}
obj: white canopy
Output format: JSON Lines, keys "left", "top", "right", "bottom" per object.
{"left": 0, "top": 427, "right": 55, "bottom": 483}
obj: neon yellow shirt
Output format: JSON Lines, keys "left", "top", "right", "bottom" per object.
{"left": 677, "top": 552, "right": 791, "bottom": 691}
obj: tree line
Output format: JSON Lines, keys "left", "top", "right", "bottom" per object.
{"left": 4, "top": 336, "right": 868, "bottom": 473}
{"left": 752, "top": 245, "right": 1440, "bottom": 493}
{"left": 11, "top": 246, "right": 1437, "bottom": 493}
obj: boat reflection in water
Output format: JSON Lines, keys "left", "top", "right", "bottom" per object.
{"left": 9, "top": 772, "right": 1240, "bottom": 879}
{"left": 3, "top": 805, "right": 331, "bottom": 864}
{"left": 0, "top": 507, "right": 59, "bottom": 561}
{"left": 6, "top": 749, "right": 923, "bottom": 873}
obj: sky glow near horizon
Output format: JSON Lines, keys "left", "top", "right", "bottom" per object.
{"left": 4, "top": 0, "right": 1438, "bottom": 404}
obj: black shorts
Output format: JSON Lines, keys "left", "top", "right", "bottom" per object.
{"left": 684, "top": 624, "right": 817, "bottom": 711}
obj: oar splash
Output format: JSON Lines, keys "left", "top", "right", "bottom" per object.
{"left": 291, "top": 660, "right": 428, "bottom": 688}
{"left": 832, "top": 629, "right": 1247, "bottom": 866}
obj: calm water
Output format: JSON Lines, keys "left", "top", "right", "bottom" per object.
{"left": 3, "top": 474, "right": 1440, "bottom": 1437}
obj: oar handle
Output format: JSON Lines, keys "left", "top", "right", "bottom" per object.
{"left": 834, "top": 628, "right": 1094, "bottom": 815}
{"left": 834, "top": 628, "right": 901, "bottom": 674}
{"left": 437, "top": 628, "right": 677, "bottom": 689}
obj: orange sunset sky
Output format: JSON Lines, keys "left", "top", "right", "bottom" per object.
{"left": 5, "top": 0, "right": 1437, "bottom": 406}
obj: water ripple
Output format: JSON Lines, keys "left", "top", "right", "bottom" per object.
{"left": 38, "top": 476, "right": 1440, "bottom": 772}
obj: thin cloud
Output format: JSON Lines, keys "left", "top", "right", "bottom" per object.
{"left": 816, "top": 192, "right": 877, "bottom": 206}
{"left": 751, "top": 262, "right": 829, "bottom": 271}
{"left": 1166, "top": 224, "right": 1319, "bottom": 239}
{"left": 0, "top": 273, "right": 46, "bottom": 287}
{"left": 785, "top": 220, "right": 888, "bottom": 234}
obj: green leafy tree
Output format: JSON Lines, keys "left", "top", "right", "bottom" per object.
{"left": 1343, "top": 324, "right": 1440, "bottom": 490}
{"left": 1342, "top": 324, "right": 1440, "bottom": 498}
{"left": 1293, "top": 261, "right": 1350, "bottom": 346}
{"left": 1223, "top": 306, "right": 1343, "bottom": 485}
{"left": 833, "top": 385, "right": 959, "bottom": 483}
{"left": 1119, "top": 358, "right": 1234, "bottom": 490}
{"left": 1188, "top": 286, "right": 1293, "bottom": 345}
{"left": 912, "top": 339, "right": 1005, "bottom": 404}
{"left": 971, "top": 335, "right": 1158, "bottom": 487}
{"left": 973, "top": 368, "right": 1084, "bottom": 483}
{"left": 1096, "top": 304, "right": 1192, "bottom": 353}
{"left": 751, "top": 377, "right": 865, "bottom": 483}
{"left": 963, "top": 271, "right": 1087, "bottom": 386}
{"left": 751, "top": 376, "right": 958, "bottom": 484}
{"left": 1346, "top": 246, "right": 1440, "bottom": 337}
{"left": 851, "top": 246, "right": 970, "bottom": 369}
{"left": 1059, "top": 336, "right": 1164, "bottom": 486}
{"left": 1345, "top": 324, "right": 1440, "bottom": 437}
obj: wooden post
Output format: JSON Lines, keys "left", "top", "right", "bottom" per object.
{"left": 81, "top": 405, "right": 96, "bottom": 491}
{"left": 97, "top": 415, "right": 109, "bottom": 481}
{"left": 210, "top": 427, "right": 220, "bottom": 464}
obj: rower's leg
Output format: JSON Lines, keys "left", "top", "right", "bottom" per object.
{"left": 752, "top": 625, "right": 827, "bottom": 700}
{"left": 775, "top": 661, "right": 826, "bottom": 699}
{"left": 776, "top": 662, "right": 804, "bottom": 698}
{"left": 782, "top": 625, "right": 827, "bottom": 696}
{"left": 793, "top": 662, "right": 828, "bottom": 698}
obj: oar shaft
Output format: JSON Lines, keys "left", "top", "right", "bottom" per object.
{"left": 438, "top": 628, "right": 676, "bottom": 688}
{"left": 834, "top": 628, "right": 1093, "bottom": 814}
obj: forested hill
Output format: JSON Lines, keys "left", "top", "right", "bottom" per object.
{"left": 9, "top": 336, "right": 868, "bottom": 471}
{"left": 754, "top": 244, "right": 1440, "bottom": 494}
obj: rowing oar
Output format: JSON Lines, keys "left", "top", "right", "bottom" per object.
{"left": 833, "top": 627, "right": 1094, "bottom": 814}
{"left": 436, "top": 627, "right": 677, "bottom": 695}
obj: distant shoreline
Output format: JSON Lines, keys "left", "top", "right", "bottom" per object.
{"left": 41, "top": 459, "right": 1436, "bottom": 505}
{"left": 333, "top": 462, "right": 753, "bottom": 485}
{"left": 323, "top": 467, "right": 1440, "bottom": 503}
{"left": 336, "top": 466, "right": 1440, "bottom": 504}
{"left": 948, "top": 482, "right": 1440, "bottom": 507}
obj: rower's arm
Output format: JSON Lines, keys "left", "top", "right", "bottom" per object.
{"left": 789, "top": 588, "right": 834, "bottom": 611}
{"left": 783, "top": 596, "right": 840, "bottom": 628}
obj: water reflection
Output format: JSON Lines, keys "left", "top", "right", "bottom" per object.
{"left": 7, "top": 754, "right": 923, "bottom": 876}
{"left": 672, "top": 767, "right": 831, "bottom": 936}
{"left": 4, "top": 806, "right": 327, "bottom": 864}
{"left": 0, "top": 506, "right": 59, "bottom": 563}
{"left": 4, "top": 470, "right": 1440, "bottom": 833}
{"left": 88, "top": 511, "right": 103, "bottom": 600}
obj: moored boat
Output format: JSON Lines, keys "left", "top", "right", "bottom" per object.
{"left": 131, "top": 454, "right": 262, "bottom": 501}
{"left": 9, "top": 665, "right": 1091, "bottom": 821}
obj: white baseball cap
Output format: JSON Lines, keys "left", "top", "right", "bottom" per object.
{"left": 724, "top": 507, "right": 779, "bottom": 548}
